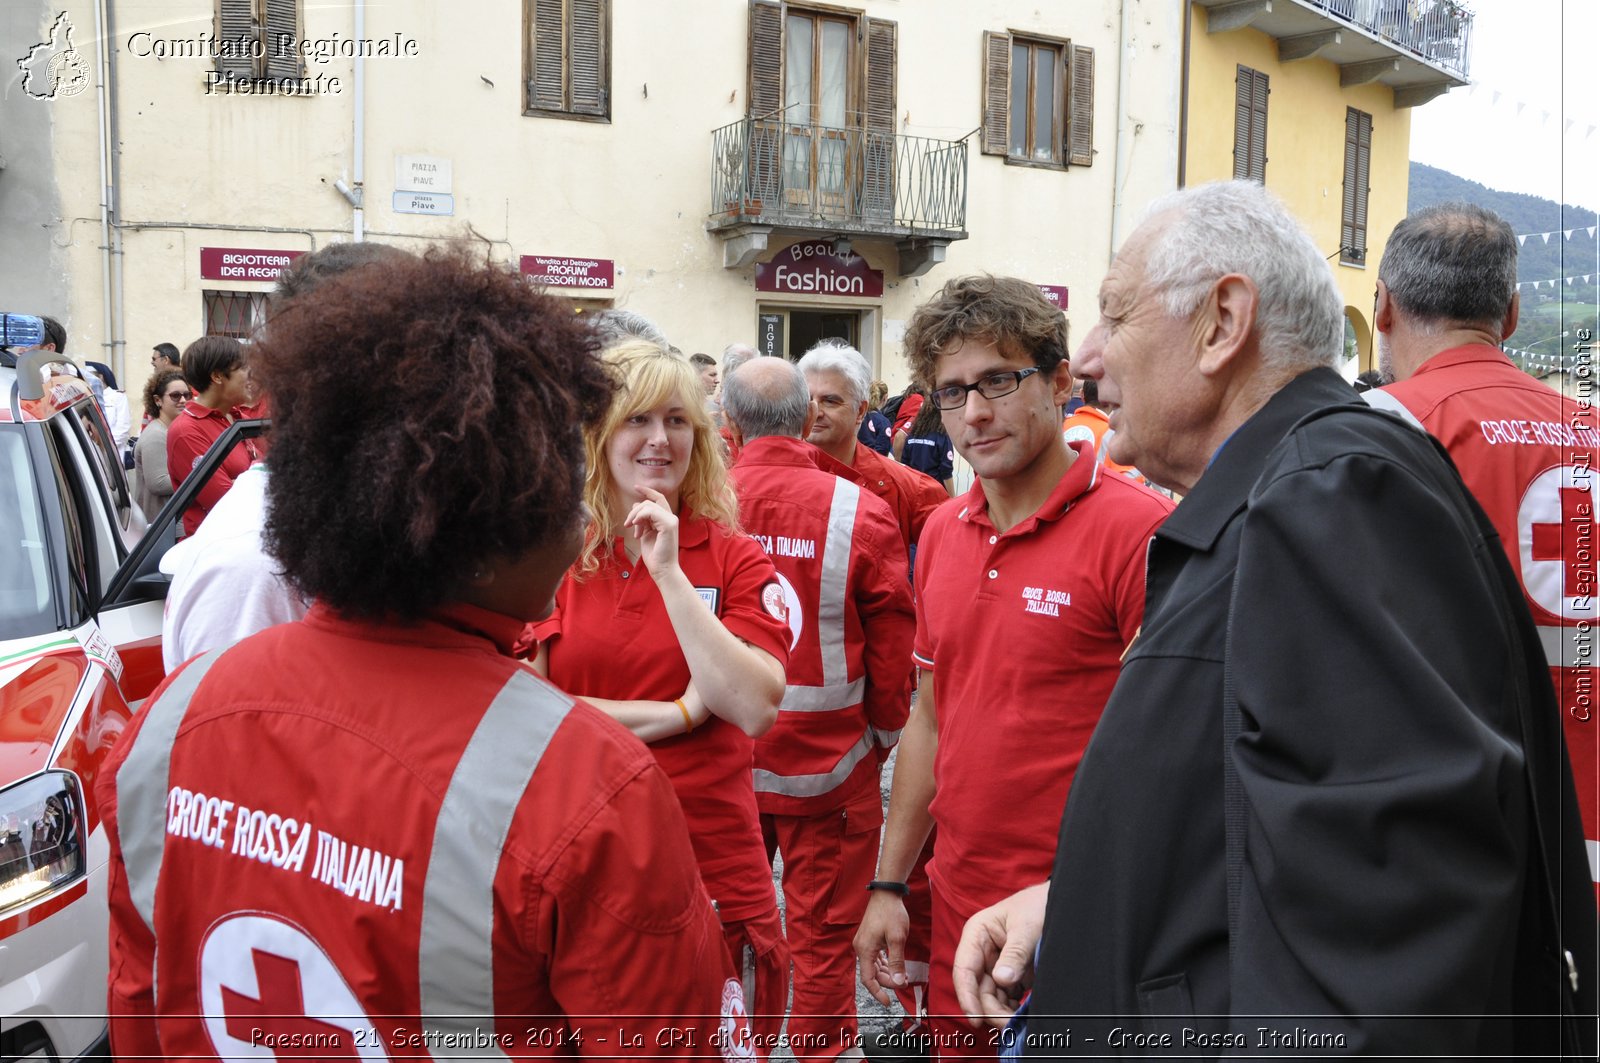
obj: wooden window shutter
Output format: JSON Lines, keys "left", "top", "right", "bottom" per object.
{"left": 861, "top": 17, "right": 897, "bottom": 219}
{"left": 216, "top": 0, "right": 255, "bottom": 79}
{"left": 1351, "top": 110, "right": 1371, "bottom": 262}
{"left": 1233, "top": 66, "right": 1267, "bottom": 182}
{"left": 568, "top": 0, "right": 608, "bottom": 116}
{"left": 263, "top": 0, "right": 302, "bottom": 81}
{"left": 531, "top": 0, "right": 566, "bottom": 111}
{"left": 748, "top": 0, "right": 783, "bottom": 119}
{"left": 1067, "top": 44, "right": 1094, "bottom": 166}
{"left": 981, "top": 31, "right": 1011, "bottom": 157}
{"left": 1341, "top": 109, "right": 1360, "bottom": 256}
{"left": 1249, "top": 68, "right": 1268, "bottom": 182}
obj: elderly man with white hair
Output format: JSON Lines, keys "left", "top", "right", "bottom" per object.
{"left": 797, "top": 340, "right": 946, "bottom": 554}
{"left": 952, "top": 181, "right": 1596, "bottom": 1058}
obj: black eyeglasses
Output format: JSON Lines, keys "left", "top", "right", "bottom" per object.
{"left": 930, "top": 368, "right": 1041, "bottom": 411}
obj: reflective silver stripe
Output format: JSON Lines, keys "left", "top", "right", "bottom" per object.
{"left": 1361, "top": 388, "right": 1428, "bottom": 433}
{"left": 780, "top": 677, "right": 866, "bottom": 713}
{"left": 753, "top": 729, "right": 874, "bottom": 797}
{"left": 1588, "top": 840, "right": 1600, "bottom": 884}
{"left": 869, "top": 726, "right": 901, "bottom": 748}
{"left": 817, "top": 477, "right": 859, "bottom": 688}
{"left": 418, "top": 670, "right": 574, "bottom": 1058}
{"left": 1537, "top": 624, "right": 1579, "bottom": 667}
{"left": 114, "top": 649, "right": 226, "bottom": 933}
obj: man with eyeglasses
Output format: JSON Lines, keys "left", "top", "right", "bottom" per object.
{"left": 853, "top": 276, "right": 1171, "bottom": 1057}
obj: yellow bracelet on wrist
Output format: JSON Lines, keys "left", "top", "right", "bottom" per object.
{"left": 675, "top": 698, "right": 693, "bottom": 734}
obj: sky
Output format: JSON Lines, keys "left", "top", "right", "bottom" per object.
{"left": 1409, "top": 0, "right": 1597, "bottom": 211}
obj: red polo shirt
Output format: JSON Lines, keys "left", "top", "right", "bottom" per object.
{"left": 166, "top": 399, "right": 258, "bottom": 536}
{"left": 532, "top": 514, "right": 791, "bottom": 921}
{"left": 913, "top": 441, "right": 1172, "bottom": 914}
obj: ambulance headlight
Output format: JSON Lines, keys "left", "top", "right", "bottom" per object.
{"left": 0, "top": 771, "right": 86, "bottom": 917}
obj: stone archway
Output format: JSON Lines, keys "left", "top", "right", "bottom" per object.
{"left": 1344, "top": 306, "right": 1373, "bottom": 372}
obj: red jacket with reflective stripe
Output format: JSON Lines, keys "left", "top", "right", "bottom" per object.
{"left": 1383, "top": 345, "right": 1599, "bottom": 894}
{"left": 732, "top": 437, "right": 915, "bottom": 816}
{"left": 99, "top": 603, "right": 743, "bottom": 1059}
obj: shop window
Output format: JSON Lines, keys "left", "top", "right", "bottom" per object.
{"left": 525, "top": 0, "right": 609, "bottom": 120}
{"left": 980, "top": 30, "right": 1094, "bottom": 167}
{"left": 202, "top": 291, "right": 269, "bottom": 339}
{"left": 215, "top": 0, "right": 304, "bottom": 81}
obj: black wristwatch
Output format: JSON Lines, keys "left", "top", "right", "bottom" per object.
{"left": 865, "top": 879, "right": 910, "bottom": 896}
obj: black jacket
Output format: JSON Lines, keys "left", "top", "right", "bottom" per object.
{"left": 1028, "top": 368, "right": 1596, "bottom": 1057}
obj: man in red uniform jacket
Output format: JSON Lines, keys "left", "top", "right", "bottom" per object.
{"left": 724, "top": 357, "right": 916, "bottom": 1060}
{"left": 798, "top": 341, "right": 947, "bottom": 553}
{"left": 797, "top": 339, "right": 944, "bottom": 1032}
{"left": 1373, "top": 202, "right": 1599, "bottom": 903}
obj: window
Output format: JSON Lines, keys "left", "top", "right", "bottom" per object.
{"left": 746, "top": 2, "right": 896, "bottom": 219}
{"left": 202, "top": 291, "right": 268, "bottom": 339}
{"left": 981, "top": 30, "right": 1094, "bottom": 167}
{"left": 1233, "top": 65, "right": 1268, "bottom": 183}
{"left": 525, "top": 0, "right": 609, "bottom": 120}
{"left": 1341, "top": 108, "right": 1373, "bottom": 266}
{"left": 215, "top": 0, "right": 303, "bottom": 81}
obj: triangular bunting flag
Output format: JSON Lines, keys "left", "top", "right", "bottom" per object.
{"left": 1587, "top": 125, "right": 1597, "bottom": 139}
{"left": 1565, "top": 230, "right": 1575, "bottom": 239}
{"left": 1589, "top": 227, "right": 1597, "bottom": 238}
{"left": 1541, "top": 109, "right": 1551, "bottom": 124}
{"left": 1543, "top": 232, "right": 1553, "bottom": 244}
{"left": 1566, "top": 119, "right": 1576, "bottom": 133}
{"left": 1518, "top": 235, "right": 1528, "bottom": 246}
{"left": 1493, "top": 90, "right": 1503, "bottom": 105}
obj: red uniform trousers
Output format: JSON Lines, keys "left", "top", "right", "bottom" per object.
{"left": 761, "top": 784, "right": 882, "bottom": 1060}
{"left": 928, "top": 886, "right": 1002, "bottom": 1059}
{"left": 722, "top": 907, "right": 790, "bottom": 1058}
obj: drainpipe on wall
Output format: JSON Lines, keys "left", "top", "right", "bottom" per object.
{"left": 104, "top": 0, "right": 127, "bottom": 379}
{"left": 1110, "top": 0, "right": 1136, "bottom": 257}
{"left": 91, "top": 0, "right": 115, "bottom": 374}
{"left": 332, "top": 1, "right": 367, "bottom": 239}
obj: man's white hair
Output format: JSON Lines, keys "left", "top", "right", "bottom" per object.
{"left": 795, "top": 339, "right": 871, "bottom": 407}
{"left": 1140, "top": 181, "right": 1345, "bottom": 372}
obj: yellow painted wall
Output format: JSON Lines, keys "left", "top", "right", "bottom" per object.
{"left": 1185, "top": 5, "right": 1412, "bottom": 370}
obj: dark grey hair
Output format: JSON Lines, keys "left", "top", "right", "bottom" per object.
{"left": 1141, "top": 181, "right": 1345, "bottom": 371}
{"left": 722, "top": 356, "right": 811, "bottom": 440}
{"left": 1378, "top": 202, "right": 1517, "bottom": 332}
{"left": 592, "top": 309, "right": 667, "bottom": 349}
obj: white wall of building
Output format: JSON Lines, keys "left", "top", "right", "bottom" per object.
{"left": 5, "top": 0, "right": 1183, "bottom": 403}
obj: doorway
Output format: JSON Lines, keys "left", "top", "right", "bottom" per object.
{"left": 786, "top": 309, "right": 858, "bottom": 361}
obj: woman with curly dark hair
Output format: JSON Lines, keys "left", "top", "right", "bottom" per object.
{"left": 532, "top": 339, "right": 792, "bottom": 1053}
{"left": 100, "top": 249, "right": 752, "bottom": 1058}
{"left": 133, "top": 369, "right": 188, "bottom": 519}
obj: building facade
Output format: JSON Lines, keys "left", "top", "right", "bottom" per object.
{"left": 3, "top": 0, "right": 1187, "bottom": 406}
{"left": 1183, "top": 0, "right": 1473, "bottom": 369}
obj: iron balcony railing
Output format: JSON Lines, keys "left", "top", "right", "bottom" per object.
{"left": 710, "top": 116, "right": 968, "bottom": 239}
{"left": 1312, "top": 0, "right": 1473, "bottom": 79}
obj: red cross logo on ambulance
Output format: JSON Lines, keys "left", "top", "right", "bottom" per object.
{"left": 1517, "top": 464, "right": 1599, "bottom": 622}
{"left": 200, "top": 911, "right": 388, "bottom": 1059}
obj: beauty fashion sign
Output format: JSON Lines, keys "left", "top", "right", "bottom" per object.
{"left": 755, "top": 241, "right": 884, "bottom": 298}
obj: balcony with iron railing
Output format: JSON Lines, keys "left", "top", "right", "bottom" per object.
{"left": 1196, "top": 0, "right": 1473, "bottom": 106}
{"left": 708, "top": 114, "right": 969, "bottom": 274}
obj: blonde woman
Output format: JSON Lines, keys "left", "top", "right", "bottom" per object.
{"left": 533, "top": 340, "right": 791, "bottom": 1050}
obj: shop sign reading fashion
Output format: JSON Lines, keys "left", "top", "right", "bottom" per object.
{"left": 520, "top": 256, "right": 615, "bottom": 289}
{"left": 200, "top": 247, "right": 305, "bottom": 282}
{"left": 755, "top": 241, "right": 883, "bottom": 298}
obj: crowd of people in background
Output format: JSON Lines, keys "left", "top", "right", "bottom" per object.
{"left": 14, "top": 181, "right": 1591, "bottom": 1060}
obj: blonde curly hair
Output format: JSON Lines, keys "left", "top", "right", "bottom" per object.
{"left": 576, "top": 340, "right": 739, "bottom": 576}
